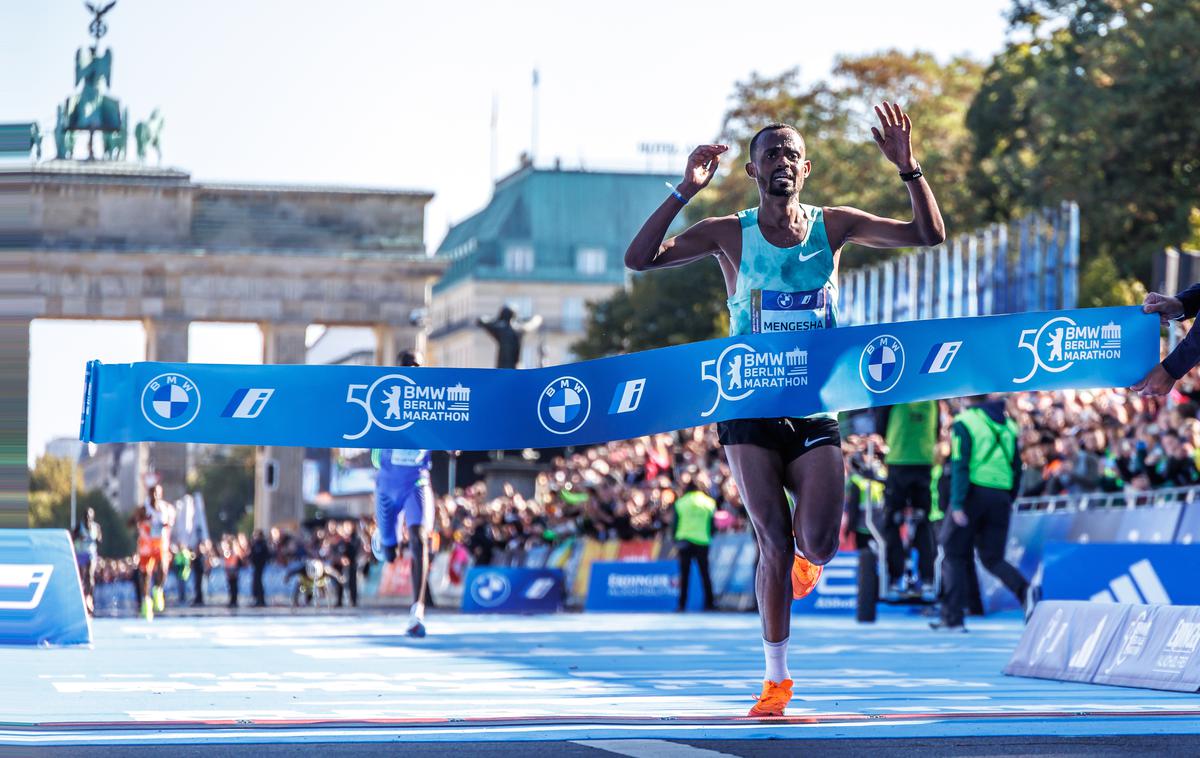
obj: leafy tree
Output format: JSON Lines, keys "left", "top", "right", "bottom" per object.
{"left": 968, "top": 0, "right": 1200, "bottom": 282}
{"left": 188, "top": 445, "right": 256, "bottom": 538}
{"left": 572, "top": 262, "right": 728, "bottom": 358}
{"left": 28, "top": 454, "right": 133, "bottom": 558}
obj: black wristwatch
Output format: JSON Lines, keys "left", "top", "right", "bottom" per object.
{"left": 899, "top": 163, "right": 923, "bottom": 182}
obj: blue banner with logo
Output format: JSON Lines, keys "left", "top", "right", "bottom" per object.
{"left": 460, "top": 567, "right": 563, "bottom": 613}
{"left": 80, "top": 307, "right": 1156, "bottom": 450}
{"left": 1042, "top": 543, "right": 1200, "bottom": 605}
{"left": 0, "top": 530, "right": 91, "bottom": 647}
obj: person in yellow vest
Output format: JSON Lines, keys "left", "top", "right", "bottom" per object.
{"left": 673, "top": 472, "right": 717, "bottom": 612}
{"left": 932, "top": 395, "right": 1030, "bottom": 631}
{"left": 880, "top": 400, "right": 940, "bottom": 598}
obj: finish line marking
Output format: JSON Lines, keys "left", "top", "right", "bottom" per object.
{"left": 574, "top": 739, "right": 741, "bottom": 757}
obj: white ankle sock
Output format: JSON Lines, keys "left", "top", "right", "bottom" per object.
{"left": 409, "top": 602, "right": 425, "bottom": 625}
{"left": 763, "top": 637, "right": 790, "bottom": 682}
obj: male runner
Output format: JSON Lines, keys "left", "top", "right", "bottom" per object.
{"left": 372, "top": 348, "right": 434, "bottom": 637}
{"left": 624, "top": 102, "right": 945, "bottom": 715}
{"left": 131, "top": 484, "right": 175, "bottom": 620}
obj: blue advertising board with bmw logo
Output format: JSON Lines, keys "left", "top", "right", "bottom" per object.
{"left": 82, "top": 306, "right": 1156, "bottom": 451}
{"left": 461, "top": 567, "right": 565, "bottom": 614}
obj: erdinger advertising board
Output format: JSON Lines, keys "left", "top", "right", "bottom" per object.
{"left": 0, "top": 529, "right": 91, "bottom": 646}
{"left": 586, "top": 561, "right": 706, "bottom": 612}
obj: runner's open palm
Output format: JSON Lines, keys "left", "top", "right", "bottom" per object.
{"left": 680, "top": 144, "right": 728, "bottom": 196}
{"left": 870, "top": 102, "right": 915, "bottom": 170}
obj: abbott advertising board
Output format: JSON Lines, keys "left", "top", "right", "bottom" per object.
{"left": 0, "top": 529, "right": 91, "bottom": 646}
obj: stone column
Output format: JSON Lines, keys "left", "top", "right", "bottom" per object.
{"left": 374, "top": 324, "right": 398, "bottom": 366}
{"left": 0, "top": 319, "right": 30, "bottom": 528}
{"left": 255, "top": 321, "right": 308, "bottom": 529}
{"left": 143, "top": 317, "right": 189, "bottom": 503}
{"left": 375, "top": 325, "right": 424, "bottom": 366}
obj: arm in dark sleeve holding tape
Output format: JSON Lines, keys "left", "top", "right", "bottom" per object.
{"left": 1177, "top": 283, "right": 1200, "bottom": 321}
{"left": 949, "top": 421, "right": 971, "bottom": 511}
{"left": 1162, "top": 323, "right": 1200, "bottom": 380}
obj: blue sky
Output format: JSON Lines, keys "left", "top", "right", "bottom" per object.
{"left": 5, "top": 0, "right": 1013, "bottom": 463}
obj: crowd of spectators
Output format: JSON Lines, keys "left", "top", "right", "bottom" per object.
{"left": 88, "top": 383, "right": 1200, "bottom": 606}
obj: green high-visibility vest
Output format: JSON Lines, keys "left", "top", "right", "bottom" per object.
{"left": 885, "top": 400, "right": 939, "bottom": 465}
{"left": 929, "top": 463, "right": 944, "bottom": 522}
{"left": 674, "top": 490, "right": 716, "bottom": 546}
{"left": 953, "top": 407, "right": 1018, "bottom": 491}
{"left": 849, "top": 473, "right": 885, "bottom": 534}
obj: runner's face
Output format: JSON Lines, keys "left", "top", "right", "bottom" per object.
{"left": 748, "top": 130, "right": 809, "bottom": 198}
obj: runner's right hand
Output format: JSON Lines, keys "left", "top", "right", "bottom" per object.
{"left": 679, "top": 144, "right": 728, "bottom": 198}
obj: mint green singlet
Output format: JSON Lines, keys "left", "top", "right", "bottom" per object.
{"left": 726, "top": 204, "right": 839, "bottom": 338}
{"left": 726, "top": 204, "right": 839, "bottom": 421}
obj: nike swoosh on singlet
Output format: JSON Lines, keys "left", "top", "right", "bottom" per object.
{"left": 797, "top": 250, "right": 822, "bottom": 262}
{"left": 804, "top": 436, "right": 829, "bottom": 447}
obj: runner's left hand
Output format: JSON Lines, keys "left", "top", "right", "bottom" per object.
{"left": 951, "top": 510, "right": 968, "bottom": 527}
{"left": 871, "top": 101, "right": 917, "bottom": 173}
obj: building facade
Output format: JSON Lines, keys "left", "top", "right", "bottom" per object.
{"left": 428, "top": 165, "right": 678, "bottom": 368}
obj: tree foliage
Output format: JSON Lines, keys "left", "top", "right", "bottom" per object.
{"left": 29, "top": 454, "right": 133, "bottom": 558}
{"left": 188, "top": 445, "right": 256, "bottom": 538}
{"left": 968, "top": 0, "right": 1200, "bottom": 281}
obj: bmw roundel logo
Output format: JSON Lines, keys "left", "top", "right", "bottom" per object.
{"left": 537, "top": 376, "right": 591, "bottom": 435}
{"left": 140, "top": 373, "right": 202, "bottom": 430}
{"left": 776, "top": 292, "right": 793, "bottom": 308}
{"left": 470, "top": 571, "right": 511, "bottom": 608}
{"left": 859, "top": 335, "right": 905, "bottom": 394}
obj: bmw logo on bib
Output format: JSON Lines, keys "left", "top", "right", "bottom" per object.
{"left": 140, "top": 373, "right": 202, "bottom": 431}
{"left": 538, "top": 376, "right": 591, "bottom": 435}
{"left": 859, "top": 335, "right": 905, "bottom": 394}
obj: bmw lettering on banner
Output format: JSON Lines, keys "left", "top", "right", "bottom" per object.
{"left": 538, "top": 376, "right": 591, "bottom": 435}
{"left": 859, "top": 335, "right": 905, "bottom": 394}
{"left": 343, "top": 372, "right": 472, "bottom": 442}
{"left": 141, "top": 372, "right": 201, "bottom": 431}
{"left": 460, "top": 567, "right": 564, "bottom": 613}
{"left": 0, "top": 530, "right": 91, "bottom": 646}
{"left": 700, "top": 342, "right": 810, "bottom": 418}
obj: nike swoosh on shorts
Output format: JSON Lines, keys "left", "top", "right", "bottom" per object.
{"left": 805, "top": 436, "right": 829, "bottom": 447}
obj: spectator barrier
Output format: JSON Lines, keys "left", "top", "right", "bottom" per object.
{"left": 1006, "top": 600, "right": 1200, "bottom": 692}
{"left": 0, "top": 529, "right": 91, "bottom": 646}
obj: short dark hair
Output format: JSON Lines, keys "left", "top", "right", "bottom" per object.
{"left": 749, "top": 123, "right": 803, "bottom": 159}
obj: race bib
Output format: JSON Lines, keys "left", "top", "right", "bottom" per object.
{"left": 388, "top": 449, "right": 427, "bottom": 466}
{"left": 751, "top": 288, "right": 832, "bottom": 334}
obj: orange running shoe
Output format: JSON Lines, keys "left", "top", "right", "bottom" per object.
{"left": 792, "top": 553, "right": 822, "bottom": 599}
{"left": 748, "top": 678, "right": 793, "bottom": 717}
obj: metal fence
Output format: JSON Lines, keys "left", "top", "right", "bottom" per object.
{"left": 840, "top": 202, "right": 1079, "bottom": 325}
